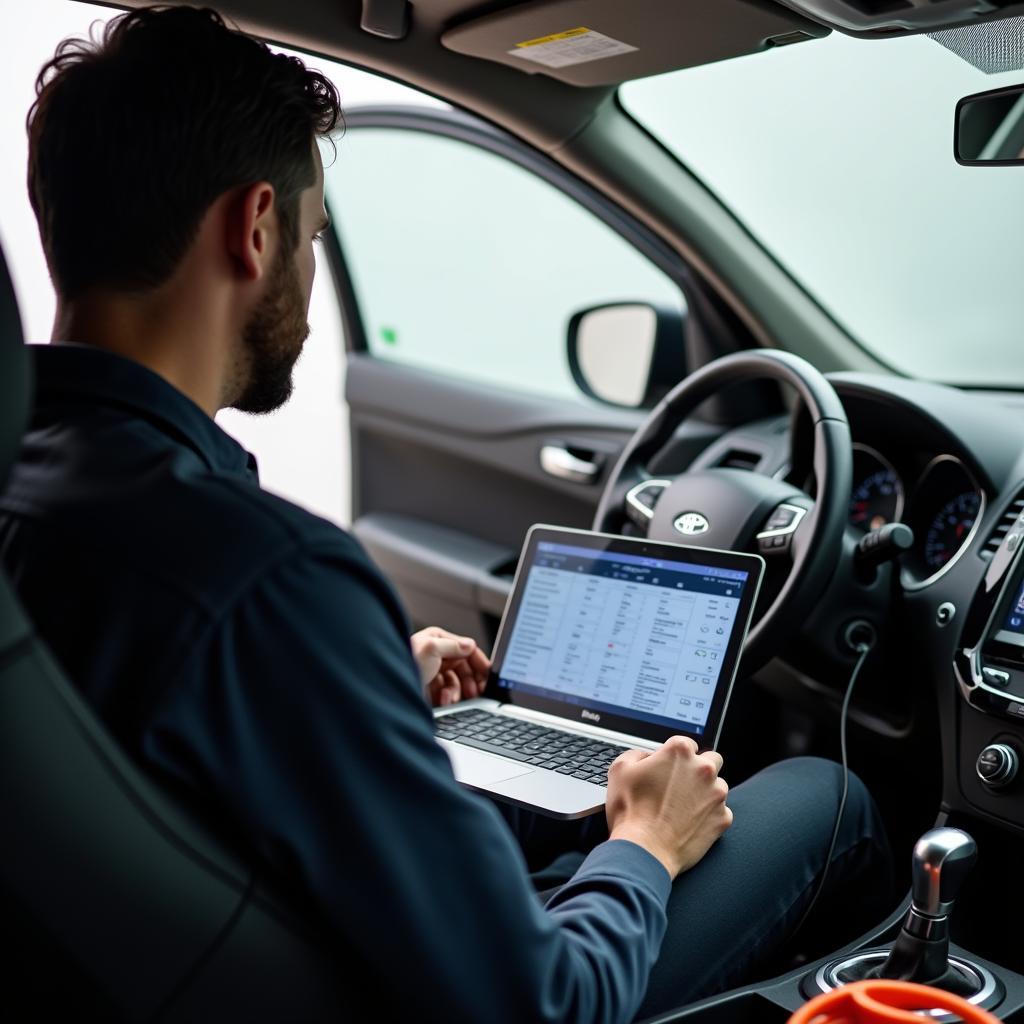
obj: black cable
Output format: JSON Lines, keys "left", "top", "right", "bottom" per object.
{"left": 790, "top": 641, "right": 872, "bottom": 941}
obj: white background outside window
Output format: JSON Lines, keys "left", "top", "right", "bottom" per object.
{"left": 326, "top": 128, "right": 683, "bottom": 402}
{"left": 0, "top": 0, "right": 444, "bottom": 526}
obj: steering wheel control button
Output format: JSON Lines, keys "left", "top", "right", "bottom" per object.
{"left": 756, "top": 502, "right": 807, "bottom": 543}
{"left": 976, "top": 743, "right": 1018, "bottom": 788}
{"left": 936, "top": 602, "right": 956, "bottom": 627}
{"left": 766, "top": 507, "right": 798, "bottom": 531}
{"left": 624, "top": 479, "right": 671, "bottom": 525}
{"left": 757, "top": 502, "right": 804, "bottom": 555}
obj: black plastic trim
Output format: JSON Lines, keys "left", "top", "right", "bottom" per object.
{"left": 954, "top": 82, "right": 1024, "bottom": 168}
{"left": 320, "top": 202, "right": 367, "bottom": 352}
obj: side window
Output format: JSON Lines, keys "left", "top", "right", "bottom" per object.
{"left": 325, "top": 128, "right": 684, "bottom": 402}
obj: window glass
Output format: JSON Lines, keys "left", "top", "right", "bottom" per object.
{"left": 325, "top": 128, "right": 683, "bottom": 402}
{"left": 621, "top": 31, "right": 1024, "bottom": 387}
{"left": 0, "top": 0, "right": 443, "bottom": 524}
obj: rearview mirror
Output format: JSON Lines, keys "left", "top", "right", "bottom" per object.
{"left": 567, "top": 302, "right": 685, "bottom": 409}
{"left": 955, "top": 84, "right": 1024, "bottom": 165}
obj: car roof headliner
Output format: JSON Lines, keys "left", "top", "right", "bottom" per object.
{"left": 105, "top": 0, "right": 614, "bottom": 150}
{"left": 95, "top": 0, "right": 1024, "bottom": 150}
{"left": 99, "top": 0, "right": 1024, "bottom": 152}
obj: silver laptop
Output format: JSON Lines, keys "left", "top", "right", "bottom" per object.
{"left": 434, "top": 525, "right": 764, "bottom": 819}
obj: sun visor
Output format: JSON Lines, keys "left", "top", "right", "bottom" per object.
{"left": 440, "top": 0, "right": 829, "bottom": 87}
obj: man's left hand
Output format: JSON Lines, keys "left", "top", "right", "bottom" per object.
{"left": 411, "top": 627, "right": 491, "bottom": 707}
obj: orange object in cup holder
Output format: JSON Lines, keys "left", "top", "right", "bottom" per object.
{"left": 788, "top": 980, "right": 1000, "bottom": 1023}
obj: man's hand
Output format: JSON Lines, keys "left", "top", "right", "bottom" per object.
{"left": 411, "top": 627, "right": 491, "bottom": 707}
{"left": 604, "top": 736, "right": 732, "bottom": 880}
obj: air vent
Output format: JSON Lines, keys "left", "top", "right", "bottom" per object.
{"left": 718, "top": 449, "right": 762, "bottom": 472}
{"left": 981, "top": 490, "right": 1024, "bottom": 560}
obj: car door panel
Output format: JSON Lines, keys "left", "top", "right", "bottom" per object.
{"left": 347, "top": 356, "right": 722, "bottom": 638}
{"left": 328, "top": 108, "right": 699, "bottom": 640}
{"left": 347, "top": 355, "right": 639, "bottom": 635}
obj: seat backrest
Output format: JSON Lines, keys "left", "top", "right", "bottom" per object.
{"left": 0, "top": 247, "right": 347, "bottom": 1020}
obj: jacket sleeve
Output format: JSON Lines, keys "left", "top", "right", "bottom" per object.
{"left": 145, "top": 536, "right": 672, "bottom": 1024}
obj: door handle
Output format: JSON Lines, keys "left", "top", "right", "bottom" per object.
{"left": 539, "top": 445, "right": 601, "bottom": 484}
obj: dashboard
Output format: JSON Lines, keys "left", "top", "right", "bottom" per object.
{"left": 676, "top": 370, "right": 1024, "bottom": 612}
{"left": 734, "top": 371, "right": 1024, "bottom": 597}
{"left": 845, "top": 443, "right": 985, "bottom": 590}
{"left": 671, "top": 370, "right": 1024, "bottom": 842}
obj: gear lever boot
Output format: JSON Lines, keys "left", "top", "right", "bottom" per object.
{"left": 867, "top": 827, "right": 978, "bottom": 996}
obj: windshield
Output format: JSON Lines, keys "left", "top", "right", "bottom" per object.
{"left": 621, "top": 30, "right": 1024, "bottom": 387}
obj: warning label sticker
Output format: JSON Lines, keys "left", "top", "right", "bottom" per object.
{"left": 508, "top": 27, "right": 638, "bottom": 70}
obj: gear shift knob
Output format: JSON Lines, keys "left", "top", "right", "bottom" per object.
{"left": 910, "top": 827, "right": 977, "bottom": 918}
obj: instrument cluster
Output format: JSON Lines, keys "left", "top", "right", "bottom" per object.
{"left": 848, "top": 444, "right": 985, "bottom": 588}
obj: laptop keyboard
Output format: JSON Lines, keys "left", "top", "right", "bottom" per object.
{"left": 435, "top": 708, "right": 631, "bottom": 787}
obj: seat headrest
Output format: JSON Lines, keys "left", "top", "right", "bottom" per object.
{"left": 0, "top": 244, "right": 29, "bottom": 491}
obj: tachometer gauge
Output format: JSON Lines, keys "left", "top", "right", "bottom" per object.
{"left": 849, "top": 445, "right": 904, "bottom": 532}
{"left": 923, "top": 491, "right": 983, "bottom": 571}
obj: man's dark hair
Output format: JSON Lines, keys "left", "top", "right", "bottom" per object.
{"left": 27, "top": 5, "right": 342, "bottom": 299}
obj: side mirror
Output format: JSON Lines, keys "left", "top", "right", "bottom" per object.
{"left": 955, "top": 84, "right": 1024, "bottom": 165}
{"left": 567, "top": 302, "right": 685, "bottom": 409}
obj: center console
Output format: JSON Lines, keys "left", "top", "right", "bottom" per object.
{"left": 643, "top": 820, "right": 1024, "bottom": 1024}
{"left": 644, "top": 497, "right": 1024, "bottom": 1022}
{"left": 954, "top": 506, "right": 1024, "bottom": 829}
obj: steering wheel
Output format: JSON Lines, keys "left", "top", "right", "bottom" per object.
{"left": 593, "top": 350, "right": 852, "bottom": 669}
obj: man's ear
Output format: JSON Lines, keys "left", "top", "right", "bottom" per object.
{"left": 226, "top": 181, "right": 276, "bottom": 282}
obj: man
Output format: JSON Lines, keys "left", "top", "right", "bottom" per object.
{"left": 0, "top": 7, "right": 888, "bottom": 1022}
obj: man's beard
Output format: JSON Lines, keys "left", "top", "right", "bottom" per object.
{"left": 232, "top": 244, "right": 310, "bottom": 415}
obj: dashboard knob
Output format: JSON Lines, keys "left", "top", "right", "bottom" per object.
{"left": 976, "top": 743, "right": 1019, "bottom": 788}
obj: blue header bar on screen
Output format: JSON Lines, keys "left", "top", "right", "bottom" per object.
{"left": 536, "top": 541, "right": 749, "bottom": 581}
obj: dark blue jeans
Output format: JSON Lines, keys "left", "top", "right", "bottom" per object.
{"left": 500, "top": 756, "right": 891, "bottom": 1021}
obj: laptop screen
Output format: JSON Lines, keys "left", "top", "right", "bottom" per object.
{"left": 490, "top": 527, "right": 764, "bottom": 747}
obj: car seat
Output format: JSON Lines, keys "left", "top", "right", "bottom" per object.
{"left": 0, "top": 242, "right": 347, "bottom": 1021}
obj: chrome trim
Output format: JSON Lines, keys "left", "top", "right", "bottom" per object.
{"left": 812, "top": 951, "right": 998, "bottom": 1020}
{"left": 756, "top": 503, "right": 808, "bottom": 540}
{"left": 851, "top": 442, "right": 906, "bottom": 527}
{"left": 540, "top": 445, "right": 599, "bottom": 484}
{"left": 910, "top": 828, "right": 976, "bottom": 917}
{"left": 673, "top": 511, "right": 710, "bottom": 536}
{"left": 982, "top": 666, "right": 1010, "bottom": 687}
{"left": 625, "top": 479, "right": 672, "bottom": 521}
{"left": 902, "top": 454, "right": 986, "bottom": 592}
{"left": 957, "top": 644, "right": 1015, "bottom": 704}
{"left": 976, "top": 743, "right": 1018, "bottom": 787}
{"left": 903, "top": 907, "right": 946, "bottom": 942}
{"left": 955, "top": 534, "right": 1024, "bottom": 718}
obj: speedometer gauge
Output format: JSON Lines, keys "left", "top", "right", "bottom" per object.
{"left": 923, "top": 491, "right": 982, "bottom": 571}
{"left": 902, "top": 454, "right": 985, "bottom": 590}
{"left": 849, "top": 445, "right": 904, "bottom": 532}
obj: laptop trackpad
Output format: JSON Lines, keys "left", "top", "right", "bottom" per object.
{"left": 443, "top": 743, "right": 535, "bottom": 786}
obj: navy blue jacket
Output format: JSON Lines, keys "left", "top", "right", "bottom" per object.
{"left": 0, "top": 343, "right": 672, "bottom": 1023}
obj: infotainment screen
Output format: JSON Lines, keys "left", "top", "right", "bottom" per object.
{"left": 1004, "top": 578, "right": 1024, "bottom": 636}
{"left": 987, "top": 560, "right": 1024, "bottom": 657}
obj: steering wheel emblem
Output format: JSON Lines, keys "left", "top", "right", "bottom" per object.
{"left": 674, "top": 512, "right": 710, "bottom": 536}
